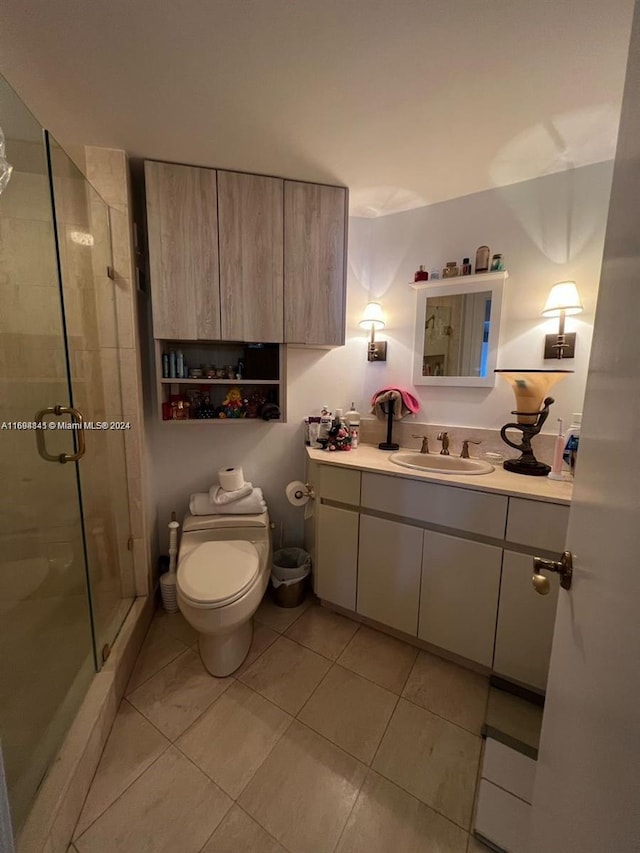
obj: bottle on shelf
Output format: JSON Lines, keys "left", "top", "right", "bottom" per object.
{"left": 169, "top": 351, "right": 176, "bottom": 379}
{"left": 442, "top": 261, "right": 459, "bottom": 278}
{"left": 490, "top": 253, "right": 505, "bottom": 271}
{"left": 162, "top": 352, "right": 169, "bottom": 378}
{"left": 176, "top": 350, "right": 184, "bottom": 379}
{"left": 414, "top": 265, "right": 429, "bottom": 282}
{"left": 461, "top": 257, "right": 472, "bottom": 275}
{"left": 475, "top": 245, "right": 490, "bottom": 273}
{"left": 429, "top": 268, "right": 440, "bottom": 280}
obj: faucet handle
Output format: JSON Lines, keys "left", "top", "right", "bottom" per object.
{"left": 460, "top": 439, "right": 482, "bottom": 459}
{"left": 436, "top": 431, "right": 450, "bottom": 455}
{"left": 412, "top": 434, "right": 429, "bottom": 453}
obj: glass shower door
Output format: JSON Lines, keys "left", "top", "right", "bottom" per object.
{"left": 46, "top": 135, "right": 135, "bottom": 663}
{"left": 0, "top": 81, "right": 94, "bottom": 833}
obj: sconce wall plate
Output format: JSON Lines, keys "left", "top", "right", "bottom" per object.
{"left": 544, "top": 332, "right": 576, "bottom": 359}
{"left": 368, "top": 341, "right": 387, "bottom": 362}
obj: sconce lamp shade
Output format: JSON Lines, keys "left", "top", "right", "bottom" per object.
{"left": 541, "top": 281, "right": 583, "bottom": 317}
{"left": 359, "top": 301, "right": 385, "bottom": 330}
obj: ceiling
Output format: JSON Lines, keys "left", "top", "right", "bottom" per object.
{"left": 0, "top": 0, "right": 634, "bottom": 216}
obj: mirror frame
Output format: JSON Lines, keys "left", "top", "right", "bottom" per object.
{"left": 411, "top": 271, "right": 507, "bottom": 387}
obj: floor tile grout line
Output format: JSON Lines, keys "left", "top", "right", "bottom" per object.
{"left": 73, "top": 741, "right": 172, "bottom": 844}
{"left": 173, "top": 709, "right": 294, "bottom": 803}
{"left": 367, "top": 756, "right": 477, "bottom": 835}
{"left": 294, "top": 659, "right": 337, "bottom": 721}
{"left": 369, "top": 693, "right": 401, "bottom": 769}
{"left": 399, "top": 691, "right": 488, "bottom": 738}
{"left": 234, "top": 801, "right": 298, "bottom": 853}
{"left": 71, "top": 698, "right": 172, "bottom": 842}
{"left": 124, "top": 637, "right": 190, "bottom": 696}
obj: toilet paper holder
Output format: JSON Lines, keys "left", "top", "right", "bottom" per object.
{"left": 295, "top": 483, "right": 315, "bottom": 500}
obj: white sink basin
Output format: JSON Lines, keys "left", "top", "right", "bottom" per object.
{"left": 389, "top": 451, "right": 494, "bottom": 475}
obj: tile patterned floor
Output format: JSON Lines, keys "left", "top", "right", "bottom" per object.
{"left": 71, "top": 597, "right": 494, "bottom": 853}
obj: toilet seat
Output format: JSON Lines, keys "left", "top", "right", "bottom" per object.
{"left": 178, "top": 540, "right": 260, "bottom": 608}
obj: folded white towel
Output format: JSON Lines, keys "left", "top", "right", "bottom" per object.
{"left": 189, "top": 488, "right": 266, "bottom": 517}
{"left": 209, "top": 482, "right": 253, "bottom": 505}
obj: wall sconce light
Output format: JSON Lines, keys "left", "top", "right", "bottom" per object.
{"left": 359, "top": 301, "right": 387, "bottom": 361}
{"left": 542, "top": 281, "right": 583, "bottom": 359}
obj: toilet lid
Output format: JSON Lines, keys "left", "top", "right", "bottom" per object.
{"left": 179, "top": 540, "right": 260, "bottom": 605}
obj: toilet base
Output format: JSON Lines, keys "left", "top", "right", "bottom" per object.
{"left": 198, "top": 618, "right": 253, "bottom": 677}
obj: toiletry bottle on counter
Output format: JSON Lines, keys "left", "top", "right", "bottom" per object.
{"left": 548, "top": 418, "right": 565, "bottom": 480}
{"left": 319, "top": 406, "right": 332, "bottom": 440}
{"left": 563, "top": 413, "right": 581, "bottom": 475}
{"left": 345, "top": 402, "right": 361, "bottom": 449}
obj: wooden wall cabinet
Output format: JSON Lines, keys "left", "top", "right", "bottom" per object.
{"left": 217, "top": 171, "right": 284, "bottom": 342}
{"left": 145, "top": 161, "right": 220, "bottom": 340}
{"left": 284, "top": 181, "right": 348, "bottom": 346}
{"left": 145, "top": 162, "right": 348, "bottom": 348}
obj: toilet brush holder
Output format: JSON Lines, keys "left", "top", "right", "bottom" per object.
{"left": 160, "top": 572, "right": 178, "bottom": 613}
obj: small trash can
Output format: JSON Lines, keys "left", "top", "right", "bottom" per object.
{"left": 271, "top": 547, "right": 311, "bottom": 608}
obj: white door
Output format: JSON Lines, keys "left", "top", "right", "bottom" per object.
{"left": 530, "top": 7, "right": 640, "bottom": 851}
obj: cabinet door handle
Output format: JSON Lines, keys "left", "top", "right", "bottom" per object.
{"left": 34, "top": 404, "right": 86, "bottom": 464}
{"left": 532, "top": 550, "right": 573, "bottom": 594}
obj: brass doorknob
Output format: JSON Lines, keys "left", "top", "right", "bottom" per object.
{"left": 532, "top": 571, "right": 551, "bottom": 595}
{"left": 532, "top": 551, "right": 573, "bottom": 594}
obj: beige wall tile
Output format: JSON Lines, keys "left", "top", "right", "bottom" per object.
{"left": 85, "top": 148, "right": 128, "bottom": 209}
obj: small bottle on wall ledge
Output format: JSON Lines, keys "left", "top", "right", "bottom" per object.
{"left": 475, "top": 245, "right": 490, "bottom": 273}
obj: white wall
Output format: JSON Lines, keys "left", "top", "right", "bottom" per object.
{"left": 149, "top": 161, "right": 613, "bottom": 551}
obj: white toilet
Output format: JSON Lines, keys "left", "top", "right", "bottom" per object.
{"left": 176, "top": 510, "right": 272, "bottom": 677}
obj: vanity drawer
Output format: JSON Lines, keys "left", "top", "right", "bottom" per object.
{"left": 319, "top": 465, "right": 361, "bottom": 506}
{"left": 361, "top": 472, "right": 508, "bottom": 538}
{"left": 506, "top": 498, "right": 569, "bottom": 552}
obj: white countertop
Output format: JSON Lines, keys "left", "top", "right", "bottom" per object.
{"left": 306, "top": 444, "right": 573, "bottom": 505}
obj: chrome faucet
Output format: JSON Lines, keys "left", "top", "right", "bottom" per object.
{"left": 461, "top": 439, "right": 482, "bottom": 458}
{"left": 412, "top": 434, "right": 429, "bottom": 454}
{"left": 436, "top": 431, "right": 450, "bottom": 455}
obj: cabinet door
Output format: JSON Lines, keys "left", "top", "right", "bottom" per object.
{"left": 493, "top": 550, "right": 560, "bottom": 691}
{"left": 357, "top": 515, "right": 422, "bottom": 635}
{"left": 419, "top": 530, "right": 502, "bottom": 667}
{"left": 218, "top": 171, "right": 283, "bottom": 342}
{"left": 284, "top": 181, "right": 347, "bottom": 346}
{"left": 315, "top": 504, "right": 358, "bottom": 610}
{"left": 145, "top": 161, "right": 220, "bottom": 340}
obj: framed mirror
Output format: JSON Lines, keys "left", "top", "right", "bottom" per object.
{"left": 412, "top": 272, "right": 507, "bottom": 387}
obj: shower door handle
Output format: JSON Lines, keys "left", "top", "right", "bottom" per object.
{"left": 34, "top": 404, "right": 86, "bottom": 464}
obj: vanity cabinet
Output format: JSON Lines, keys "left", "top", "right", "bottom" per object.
{"left": 357, "top": 515, "right": 423, "bottom": 635}
{"left": 145, "top": 161, "right": 221, "bottom": 340}
{"left": 316, "top": 504, "right": 359, "bottom": 610}
{"left": 217, "top": 170, "right": 284, "bottom": 342}
{"left": 493, "top": 550, "right": 560, "bottom": 691}
{"left": 284, "top": 181, "right": 348, "bottom": 346}
{"left": 418, "top": 531, "right": 502, "bottom": 667}
{"left": 307, "top": 455, "right": 569, "bottom": 691}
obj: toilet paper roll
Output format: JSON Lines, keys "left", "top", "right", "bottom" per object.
{"left": 286, "top": 480, "right": 310, "bottom": 508}
{"left": 218, "top": 466, "right": 245, "bottom": 492}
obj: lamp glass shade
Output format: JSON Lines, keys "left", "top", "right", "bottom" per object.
{"left": 359, "top": 301, "right": 385, "bottom": 330}
{"left": 495, "top": 369, "right": 572, "bottom": 424}
{"left": 541, "top": 281, "right": 583, "bottom": 317}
